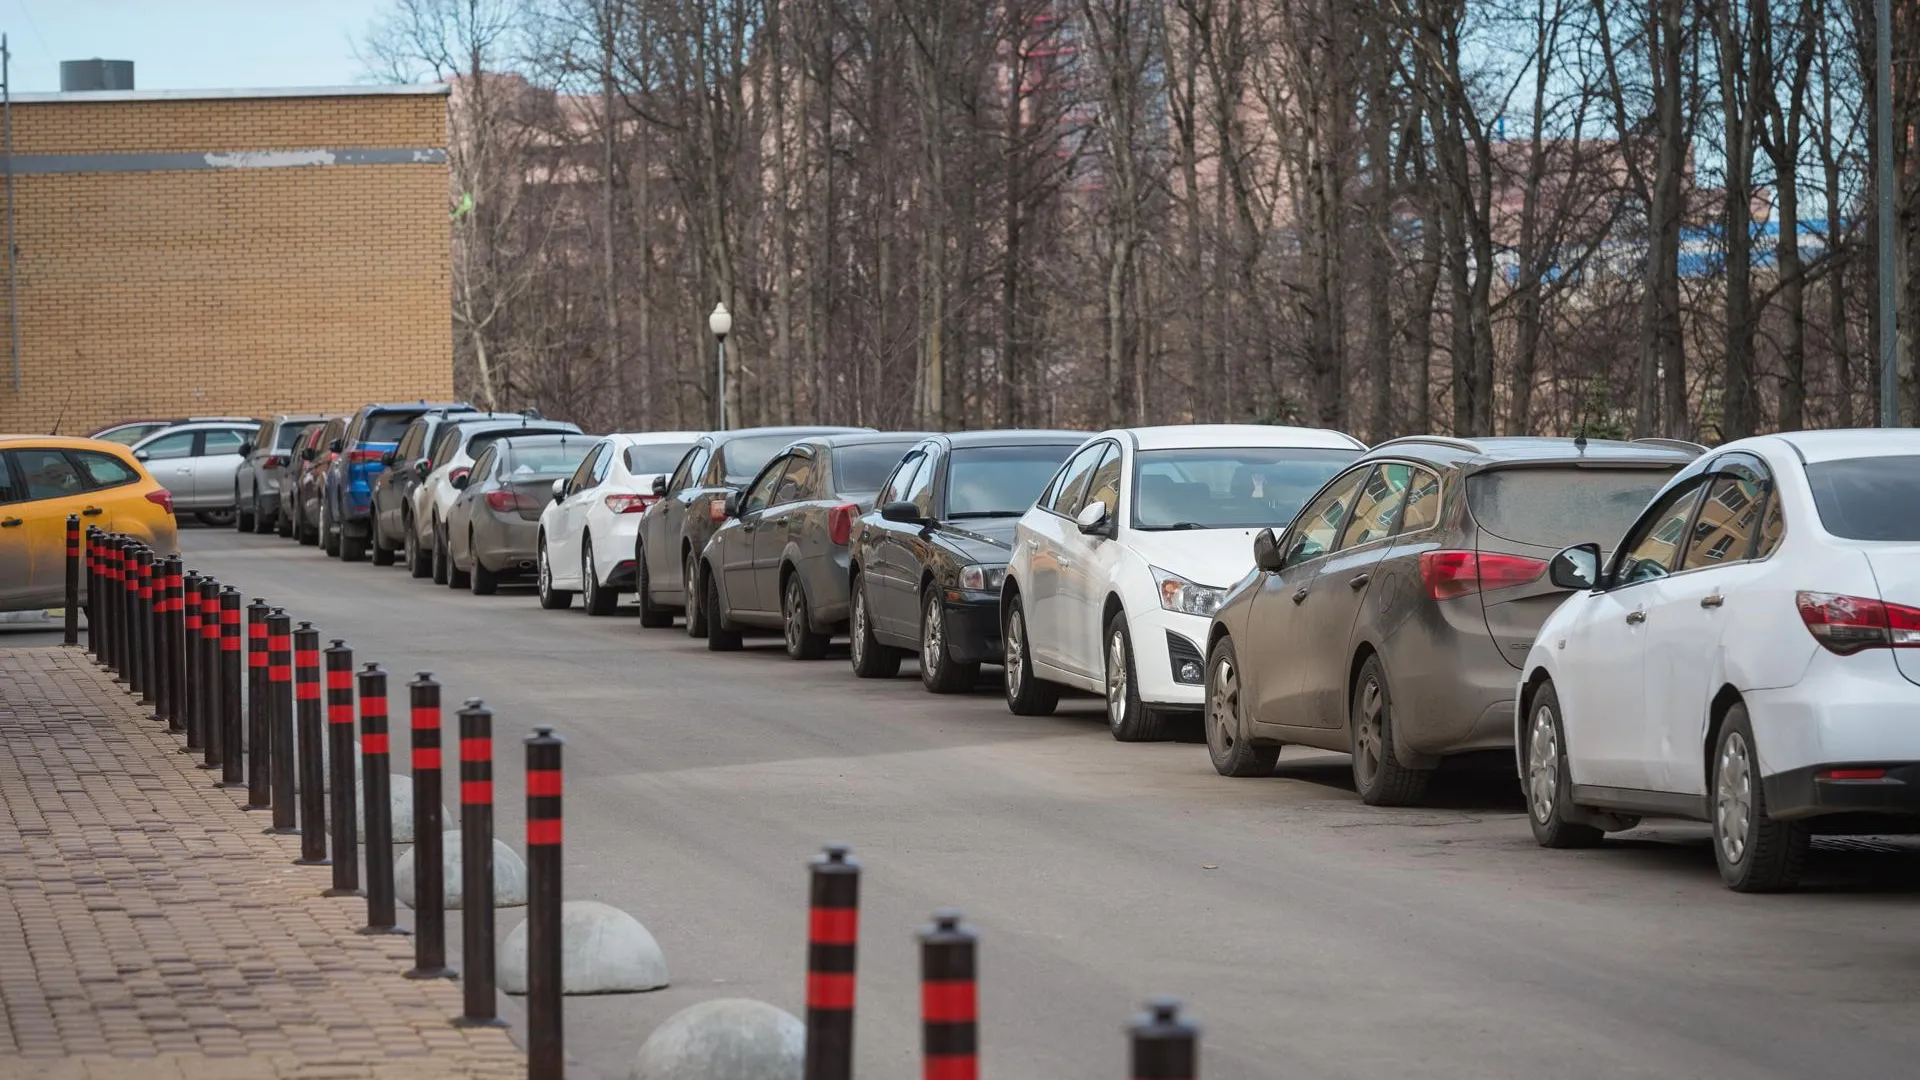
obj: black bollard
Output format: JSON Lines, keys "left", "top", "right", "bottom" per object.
{"left": 181, "top": 570, "right": 203, "bottom": 748}
{"left": 265, "top": 610, "right": 299, "bottom": 835}
{"left": 111, "top": 537, "right": 130, "bottom": 677}
{"left": 121, "top": 540, "right": 139, "bottom": 686}
{"left": 244, "top": 599, "right": 272, "bottom": 808}
{"left": 525, "top": 725, "right": 565, "bottom": 1079}
{"left": 131, "top": 547, "right": 153, "bottom": 703}
{"left": 453, "top": 700, "right": 503, "bottom": 1026}
{"left": 217, "top": 588, "right": 245, "bottom": 787}
{"left": 805, "top": 844, "right": 861, "bottom": 1080}
{"left": 83, "top": 527, "right": 98, "bottom": 656}
{"left": 162, "top": 557, "right": 185, "bottom": 732}
{"left": 101, "top": 536, "right": 119, "bottom": 676}
{"left": 357, "top": 664, "right": 404, "bottom": 935}
{"left": 323, "top": 640, "right": 359, "bottom": 896}
{"left": 1128, "top": 998, "right": 1199, "bottom": 1080}
{"left": 141, "top": 549, "right": 160, "bottom": 709}
{"left": 198, "top": 578, "right": 223, "bottom": 770}
{"left": 292, "top": 622, "right": 329, "bottom": 866}
{"left": 63, "top": 515, "right": 80, "bottom": 646}
{"left": 919, "top": 910, "right": 978, "bottom": 1080}
{"left": 405, "top": 674, "right": 456, "bottom": 980}
{"left": 148, "top": 554, "right": 171, "bottom": 725}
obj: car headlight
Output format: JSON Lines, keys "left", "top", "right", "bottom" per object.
{"left": 1151, "top": 566, "right": 1227, "bottom": 617}
{"left": 958, "top": 564, "right": 1006, "bottom": 592}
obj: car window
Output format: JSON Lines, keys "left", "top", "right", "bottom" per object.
{"left": 745, "top": 456, "right": 789, "bottom": 515}
{"left": 71, "top": 451, "right": 138, "bottom": 489}
{"left": 569, "top": 444, "right": 605, "bottom": 492}
{"left": 467, "top": 446, "right": 498, "bottom": 482}
{"left": 139, "top": 431, "right": 196, "bottom": 461}
{"left": 429, "top": 425, "right": 463, "bottom": 465}
{"left": 1804, "top": 454, "right": 1920, "bottom": 541}
{"left": 14, "top": 447, "right": 85, "bottom": 500}
{"left": 365, "top": 412, "right": 416, "bottom": 443}
{"left": 879, "top": 453, "right": 925, "bottom": 507}
{"left": 1132, "top": 446, "right": 1359, "bottom": 530}
{"left": 718, "top": 434, "right": 803, "bottom": 484}
{"left": 1047, "top": 442, "right": 1107, "bottom": 516}
{"left": 773, "top": 453, "right": 816, "bottom": 506}
{"left": 683, "top": 447, "right": 713, "bottom": 491}
{"left": 1614, "top": 480, "right": 1708, "bottom": 585}
{"left": 665, "top": 446, "right": 700, "bottom": 492}
{"left": 590, "top": 445, "right": 613, "bottom": 484}
{"left": 831, "top": 443, "right": 914, "bottom": 494}
{"left": 1682, "top": 473, "right": 1769, "bottom": 569}
{"left": 945, "top": 444, "right": 1079, "bottom": 518}
{"left": 1469, "top": 467, "right": 1680, "bottom": 551}
{"left": 1397, "top": 466, "right": 1443, "bottom": 533}
{"left": 1753, "top": 492, "right": 1785, "bottom": 559}
{"left": 203, "top": 429, "right": 247, "bottom": 457}
{"left": 1083, "top": 444, "right": 1123, "bottom": 523}
{"left": 503, "top": 440, "right": 591, "bottom": 476}
{"left": 623, "top": 442, "right": 693, "bottom": 476}
{"left": 1282, "top": 468, "right": 1367, "bottom": 568}
{"left": 393, "top": 423, "right": 421, "bottom": 461}
{"left": 0, "top": 453, "right": 18, "bottom": 503}
{"left": 903, "top": 450, "right": 938, "bottom": 515}
{"left": 1338, "top": 464, "right": 1412, "bottom": 550}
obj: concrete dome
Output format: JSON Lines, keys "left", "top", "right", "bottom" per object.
{"left": 500, "top": 900, "right": 669, "bottom": 995}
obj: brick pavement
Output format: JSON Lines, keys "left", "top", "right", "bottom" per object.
{"left": 0, "top": 646, "right": 522, "bottom": 1080}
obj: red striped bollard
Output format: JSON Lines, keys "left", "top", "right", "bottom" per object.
{"left": 405, "top": 673, "right": 456, "bottom": 980}
{"left": 293, "top": 622, "right": 329, "bottom": 866}
{"left": 147, "top": 554, "right": 171, "bottom": 724}
{"left": 454, "top": 699, "right": 504, "bottom": 1027}
{"left": 63, "top": 515, "right": 80, "bottom": 646}
{"left": 525, "top": 725, "right": 565, "bottom": 1079}
{"left": 83, "top": 526, "right": 98, "bottom": 656}
{"left": 141, "top": 548, "right": 161, "bottom": 709}
{"left": 244, "top": 599, "right": 272, "bottom": 808}
{"left": 162, "top": 557, "right": 185, "bottom": 732}
{"left": 181, "top": 572, "right": 204, "bottom": 750}
{"left": 805, "top": 843, "right": 861, "bottom": 1080}
{"left": 96, "top": 533, "right": 114, "bottom": 670}
{"left": 919, "top": 910, "right": 978, "bottom": 1080}
{"left": 198, "top": 577, "right": 223, "bottom": 771}
{"left": 265, "top": 610, "right": 299, "bottom": 835}
{"left": 132, "top": 547, "right": 154, "bottom": 704}
{"left": 217, "top": 588, "right": 245, "bottom": 787}
{"left": 358, "top": 664, "right": 404, "bottom": 934}
{"left": 120, "top": 540, "right": 139, "bottom": 685}
{"left": 111, "top": 536, "right": 131, "bottom": 676}
{"left": 1129, "top": 998, "right": 1198, "bottom": 1080}
{"left": 323, "top": 640, "right": 360, "bottom": 896}
{"left": 103, "top": 536, "right": 123, "bottom": 677}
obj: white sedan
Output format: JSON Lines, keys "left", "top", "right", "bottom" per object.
{"left": 1000, "top": 424, "right": 1364, "bottom": 740}
{"left": 1519, "top": 429, "right": 1920, "bottom": 892}
{"left": 536, "top": 431, "right": 699, "bottom": 614}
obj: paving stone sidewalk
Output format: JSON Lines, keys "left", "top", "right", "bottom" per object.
{"left": 0, "top": 646, "right": 523, "bottom": 1080}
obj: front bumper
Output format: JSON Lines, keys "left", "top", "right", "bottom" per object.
{"left": 938, "top": 589, "right": 1002, "bottom": 664}
{"left": 1126, "top": 607, "right": 1209, "bottom": 710}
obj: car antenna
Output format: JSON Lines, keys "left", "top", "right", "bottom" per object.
{"left": 48, "top": 386, "right": 74, "bottom": 435}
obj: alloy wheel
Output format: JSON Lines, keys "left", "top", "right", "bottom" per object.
{"left": 538, "top": 544, "right": 552, "bottom": 599}
{"left": 1209, "top": 656, "right": 1239, "bottom": 750}
{"left": 922, "top": 599, "right": 943, "bottom": 676}
{"left": 1005, "top": 611, "right": 1025, "bottom": 695}
{"left": 582, "top": 541, "right": 597, "bottom": 606}
{"left": 784, "top": 578, "right": 805, "bottom": 653}
{"left": 1527, "top": 704, "right": 1560, "bottom": 824}
{"left": 851, "top": 592, "right": 869, "bottom": 667}
{"left": 1353, "top": 677, "right": 1385, "bottom": 790}
{"left": 1715, "top": 731, "right": 1754, "bottom": 865}
{"left": 1105, "top": 630, "right": 1128, "bottom": 725}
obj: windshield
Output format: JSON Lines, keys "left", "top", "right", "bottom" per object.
{"left": 1806, "top": 455, "right": 1920, "bottom": 541}
{"left": 948, "top": 444, "right": 1082, "bottom": 518}
{"left": 502, "top": 441, "right": 592, "bottom": 476}
{"left": 97, "top": 424, "right": 164, "bottom": 446}
{"left": 833, "top": 443, "right": 917, "bottom": 494}
{"left": 365, "top": 411, "right": 419, "bottom": 443}
{"left": 719, "top": 434, "right": 801, "bottom": 483}
{"left": 1468, "top": 466, "right": 1679, "bottom": 550}
{"left": 625, "top": 442, "right": 694, "bottom": 475}
{"left": 1132, "top": 447, "right": 1359, "bottom": 530}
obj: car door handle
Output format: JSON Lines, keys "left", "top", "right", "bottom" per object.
{"left": 1700, "top": 594, "right": 1725, "bottom": 609}
{"left": 81, "top": 506, "right": 103, "bottom": 517}
{"left": 1625, "top": 610, "right": 1646, "bottom": 624}
{"left": 0, "top": 517, "right": 20, "bottom": 527}
{"left": 1292, "top": 586, "right": 1309, "bottom": 604}
{"left": 1348, "top": 573, "right": 1370, "bottom": 590}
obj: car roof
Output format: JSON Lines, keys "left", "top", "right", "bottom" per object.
{"left": 1110, "top": 424, "right": 1366, "bottom": 452}
{"left": 1363, "top": 435, "right": 1702, "bottom": 470}
{"left": 710, "top": 425, "right": 872, "bottom": 444}
{"left": 1758, "top": 428, "right": 1920, "bottom": 464}
{"left": 934, "top": 429, "right": 1088, "bottom": 449}
{"left": 453, "top": 418, "right": 581, "bottom": 438}
{"left": 130, "top": 420, "right": 257, "bottom": 444}
{"left": 0, "top": 434, "right": 141, "bottom": 455}
{"left": 794, "top": 431, "right": 933, "bottom": 450}
{"left": 267, "top": 413, "right": 327, "bottom": 423}
{"left": 605, "top": 430, "right": 703, "bottom": 446}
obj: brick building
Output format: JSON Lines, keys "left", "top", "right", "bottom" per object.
{"left": 0, "top": 84, "right": 452, "bottom": 436}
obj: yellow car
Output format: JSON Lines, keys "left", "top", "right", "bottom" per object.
{"left": 1, "top": 434, "right": 179, "bottom": 613}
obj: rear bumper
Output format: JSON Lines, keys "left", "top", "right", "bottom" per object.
{"left": 475, "top": 517, "right": 541, "bottom": 575}
{"left": 940, "top": 590, "right": 1002, "bottom": 664}
{"left": 1763, "top": 763, "right": 1920, "bottom": 820}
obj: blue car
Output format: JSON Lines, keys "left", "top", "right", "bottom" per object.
{"left": 322, "top": 401, "right": 475, "bottom": 561}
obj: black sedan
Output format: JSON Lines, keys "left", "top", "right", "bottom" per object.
{"left": 848, "top": 430, "right": 1085, "bottom": 692}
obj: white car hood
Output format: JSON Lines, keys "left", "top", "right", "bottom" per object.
{"left": 1122, "top": 526, "right": 1263, "bottom": 589}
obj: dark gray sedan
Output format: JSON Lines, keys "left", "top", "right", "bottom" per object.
{"left": 445, "top": 434, "right": 594, "bottom": 595}
{"left": 698, "top": 432, "right": 928, "bottom": 657}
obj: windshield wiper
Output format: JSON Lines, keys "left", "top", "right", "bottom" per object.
{"left": 1139, "top": 521, "right": 1212, "bottom": 531}
{"left": 947, "top": 510, "right": 1025, "bottom": 519}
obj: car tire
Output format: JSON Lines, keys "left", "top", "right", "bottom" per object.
{"left": 320, "top": 504, "right": 341, "bottom": 556}
{"left": 582, "top": 537, "right": 617, "bottom": 616}
{"left": 445, "top": 527, "right": 470, "bottom": 589}
{"left": 341, "top": 528, "right": 368, "bottom": 563}
{"left": 235, "top": 488, "right": 255, "bottom": 533}
{"left": 254, "top": 499, "right": 276, "bottom": 535}
{"left": 1712, "top": 704, "right": 1809, "bottom": 893}
{"left": 919, "top": 589, "right": 978, "bottom": 693}
{"left": 297, "top": 504, "right": 317, "bottom": 546}
{"left": 468, "top": 532, "right": 498, "bottom": 595}
{"left": 849, "top": 580, "right": 901, "bottom": 678}
{"left": 1104, "top": 613, "right": 1166, "bottom": 742}
{"left": 1524, "top": 681, "right": 1604, "bottom": 848}
{"left": 1349, "top": 654, "right": 1432, "bottom": 806}
{"left": 1003, "top": 593, "right": 1059, "bottom": 717}
{"left": 1205, "top": 636, "right": 1280, "bottom": 776}
{"left": 431, "top": 520, "right": 449, "bottom": 585}
{"left": 635, "top": 544, "right": 672, "bottom": 628}
{"left": 405, "top": 516, "right": 432, "bottom": 578}
{"left": 537, "top": 538, "right": 574, "bottom": 610}
{"left": 783, "top": 573, "right": 831, "bottom": 661}
{"left": 198, "top": 509, "right": 236, "bottom": 529}
{"left": 683, "top": 549, "right": 708, "bottom": 639}
{"left": 277, "top": 506, "right": 294, "bottom": 539}
{"left": 371, "top": 527, "right": 397, "bottom": 566}
{"left": 704, "top": 568, "right": 741, "bottom": 651}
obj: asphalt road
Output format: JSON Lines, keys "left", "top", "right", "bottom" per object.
{"left": 174, "top": 525, "right": 1920, "bottom": 1080}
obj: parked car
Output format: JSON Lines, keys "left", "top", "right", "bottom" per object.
{"left": 234, "top": 414, "right": 326, "bottom": 534}
{"left": 0, "top": 436, "right": 179, "bottom": 611}
{"left": 285, "top": 418, "right": 344, "bottom": 545}
{"left": 129, "top": 419, "right": 260, "bottom": 526}
{"left": 370, "top": 408, "right": 499, "bottom": 573}
{"left": 444, "top": 434, "right": 594, "bottom": 594}
{"left": 536, "top": 431, "right": 701, "bottom": 614}
{"left": 317, "top": 402, "right": 476, "bottom": 562}
{"left": 87, "top": 416, "right": 255, "bottom": 446}
{"left": 413, "top": 416, "right": 583, "bottom": 582}
{"left": 847, "top": 430, "right": 1086, "bottom": 691}
{"left": 633, "top": 426, "right": 874, "bottom": 634}
{"left": 699, "top": 432, "right": 928, "bottom": 656}
{"left": 1000, "top": 425, "right": 1366, "bottom": 740}
{"left": 1519, "top": 429, "right": 1920, "bottom": 892}
{"left": 1203, "top": 436, "right": 1698, "bottom": 806}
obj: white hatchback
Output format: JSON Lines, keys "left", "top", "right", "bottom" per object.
{"left": 536, "top": 432, "right": 700, "bottom": 614}
{"left": 1519, "top": 430, "right": 1920, "bottom": 892}
{"left": 1000, "top": 424, "right": 1364, "bottom": 740}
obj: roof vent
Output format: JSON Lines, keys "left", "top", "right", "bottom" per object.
{"left": 59, "top": 59, "right": 134, "bottom": 93}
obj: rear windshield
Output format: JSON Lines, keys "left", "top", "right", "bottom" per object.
{"left": 624, "top": 442, "right": 694, "bottom": 475}
{"left": 832, "top": 443, "right": 916, "bottom": 493}
{"left": 718, "top": 434, "right": 800, "bottom": 483}
{"left": 364, "top": 411, "right": 419, "bottom": 443}
{"left": 503, "top": 441, "right": 592, "bottom": 477}
{"left": 275, "top": 423, "right": 310, "bottom": 450}
{"left": 1806, "top": 455, "right": 1920, "bottom": 541}
{"left": 1468, "top": 466, "right": 1678, "bottom": 549}
{"left": 467, "top": 427, "right": 572, "bottom": 459}
{"left": 1132, "top": 447, "right": 1360, "bottom": 530}
{"left": 948, "top": 444, "right": 1082, "bottom": 517}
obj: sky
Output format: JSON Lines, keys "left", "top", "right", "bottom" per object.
{"left": 1, "top": 0, "right": 399, "bottom": 93}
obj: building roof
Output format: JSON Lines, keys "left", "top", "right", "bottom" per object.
{"left": 8, "top": 84, "right": 450, "bottom": 106}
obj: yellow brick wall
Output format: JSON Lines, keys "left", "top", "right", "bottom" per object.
{"left": 0, "top": 92, "right": 452, "bottom": 436}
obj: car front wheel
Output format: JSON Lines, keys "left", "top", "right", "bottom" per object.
{"left": 920, "top": 590, "right": 979, "bottom": 693}
{"left": 537, "top": 539, "right": 574, "bottom": 610}
{"left": 1712, "top": 704, "right": 1809, "bottom": 893}
{"left": 1524, "top": 681, "right": 1603, "bottom": 848}
{"left": 1104, "top": 614, "right": 1165, "bottom": 742}
{"left": 683, "top": 549, "right": 708, "bottom": 638}
{"left": 849, "top": 580, "right": 901, "bottom": 678}
{"left": 1205, "top": 636, "right": 1279, "bottom": 776}
{"left": 635, "top": 544, "right": 672, "bottom": 628}
{"left": 1002, "top": 594, "right": 1058, "bottom": 716}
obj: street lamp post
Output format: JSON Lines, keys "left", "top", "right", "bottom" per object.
{"left": 709, "top": 302, "right": 732, "bottom": 431}
{"left": 1875, "top": 0, "right": 1899, "bottom": 426}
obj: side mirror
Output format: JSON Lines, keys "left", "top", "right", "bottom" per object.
{"left": 328, "top": 438, "right": 343, "bottom": 455}
{"left": 651, "top": 475, "right": 669, "bottom": 497}
{"left": 880, "top": 500, "right": 923, "bottom": 525}
{"left": 1252, "top": 528, "right": 1284, "bottom": 572}
{"left": 450, "top": 472, "right": 471, "bottom": 491}
{"left": 1075, "top": 501, "right": 1112, "bottom": 537}
{"left": 382, "top": 450, "right": 398, "bottom": 467}
{"left": 551, "top": 478, "right": 568, "bottom": 501}
{"left": 1549, "top": 542, "right": 1602, "bottom": 591}
{"left": 134, "top": 450, "right": 151, "bottom": 462}
{"left": 300, "top": 447, "right": 316, "bottom": 462}
{"left": 415, "top": 459, "right": 432, "bottom": 479}
{"left": 722, "top": 490, "right": 742, "bottom": 519}
{"left": 238, "top": 441, "right": 254, "bottom": 457}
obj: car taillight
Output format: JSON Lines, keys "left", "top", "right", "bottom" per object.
{"left": 1418, "top": 550, "right": 1547, "bottom": 600}
{"left": 349, "top": 449, "right": 385, "bottom": 464}
{"left": 449, "top": 467, "right": 470, "bottom": 487}
{"left": 709, "top": 499, "right": 727, "bottom": 522}
{"left": 263, "top": 455, "right": 286, "bottom": 469}
{"left": 828, "top": 503, "right": 858, "bottom": 546}
{"left": 1795, "top": 591, "right": 1920, "bottom": 654}
{"left": 145, "top": 489, "right": 174, "bottom": 514}
{"left": 486, "top": 489, "right": 523, "bottom": 513}
{"left": 605, "top": 493, "right": 655, "bottom": 514}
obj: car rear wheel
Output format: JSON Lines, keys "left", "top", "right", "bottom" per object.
{"left": 198, "top": 509, "right": 236, "bottom": 529}
{"left": 1205, "top": 636, "right": 1280, "bottom": 776}
{"left": 445, "top": 526, "right": 470, "bottom": 589}
{"left": 582, "top": 536, "right": 617, "bottom": 616}
{"left": 468, "top": 531, "right": 498, "bottom": 594}
{"left": 1525, "top": 681, "right": 1603, "bottom": 848}
{"left": 783, "top": 573, "right": 830, "bottom": 661}
{"left": 370, "top": 526, "right": 397, "bottom": 566}
{"left": 635, "top": 544, "right": 672, "bottom": 628}
{"left": 1002, "top": 594, "right": 1058, "bottom": 716}
{"left": 849, "top": 580, "right": 901, "bottom": 678}
{"left": 1104, "top": 614, "right": 1166, "bottom": 742}
{"left": 320, "top": 504, "right": 340, "bottom": 556}
{"left": 235, "top": 488, "right": 255, "bottom": 533}
{"left": 341, "top": 527, "right": 368, "bottom": 563}
{"left": 254, "top": 498, "right": 276, "bottom": 535}
{"left": 919, "top": 589, "right": 978, "bottom": 693}
{"left": 704, "top": 568, "right": 741, "bottom": 651}
{"left": 1712, "top": 705, "right": 1809, "bottom": 893}
{"left": 1349, "top": 654, "right": 1432, "bottom": 806}
{"left": 683, "top": 549, "right": 708, "bottom": 638}
{"left": 537, "top": 539, "right": 574, "bottom": 610}
{"left": 430, "top": 520, "right": 449, "bottom": 584}
{"left": 277, "top": 505, "right": 294, "bottom": 539}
